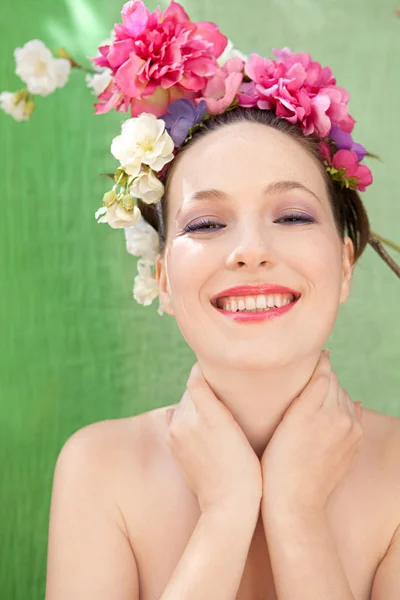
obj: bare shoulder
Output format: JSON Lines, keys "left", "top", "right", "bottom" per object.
{"left": 361, "top": 406, "right": 400, "bottom": 451}
{"left": 46, "top": 416, "right": 160, "bottom": 599}
{"left": 359, "top": 406, "right": 400, "bottom": 465}
{"left": 359, "top": 407, "right": 400, "bottom": 508}
{"left": 58, "top": 408, "right": 170, "bottom": 474}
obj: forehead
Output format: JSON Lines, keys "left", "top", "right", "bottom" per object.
{"left": 168, "top": 121, "right": 327, "bottom": 214}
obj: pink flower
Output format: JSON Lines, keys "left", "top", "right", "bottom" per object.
{"left": 332, "top": 149, "right": 373, "bottom": 192}
{"left": 195, "top": 57, "right": 244, "bottom": 115}
{"left": 89, "top": 0, "right": 228, "bottom": 117}
{"left": 319, "top": 142, "right": 373, "bottom": 192}
{"left": 237, "top": 48, "right": 355, "bottom": 138}
{"left": 319, "top": 140, "right": 332, "bottom": 163}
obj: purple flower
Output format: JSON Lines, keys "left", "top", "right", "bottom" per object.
{"left": 160, "top": 99, "right": 207, "bottom": 146}
{"left": 328, "top": 124, "right": 367, "bottom": 162}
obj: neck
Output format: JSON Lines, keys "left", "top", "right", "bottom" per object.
{"left": 198, "top": 352, "right": 320, "bottom": 459}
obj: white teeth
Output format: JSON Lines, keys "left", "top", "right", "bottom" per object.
{"left": 274, "top": 295, "right": 283, "bottom": 308}
{"left": 216, "top": 293, "right": 296, "bottom": 312}
{"left": 267, "top": 296, "right": 275, "bottom": 308}
{"left": 256, "top": 295, "right": 267, "bottom": 309}
{"left": 245, "top": 297, "right": 257, "bottom": 310}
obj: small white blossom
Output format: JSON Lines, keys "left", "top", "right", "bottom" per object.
{"left": 133, "top": 259, "right": 160, "bottom": 307}
{"left": 124, "top": 215, "right": 160, "bottom": 262}
{"left": 85, "top": 70, "right": 112, "bottom": 96}
{"left": 14, "top": 39, "right": 71, "bottom": 96}
{"left": 217, "top": 39, "right": 248, "bottom": 66}
{"left": 95, "top": 202, "right": 141, "bottom": 228}
{"left": 129, "top": 168, "right": 164, "bottom": 204}
{"left": 111, "top": 113, "right": 175, "bottom": 178}
{"left": 95, "top": 206, "right": 108, "bottom": 222}
{"left": 0, "top": 91, "right": 31, "bottom": 121}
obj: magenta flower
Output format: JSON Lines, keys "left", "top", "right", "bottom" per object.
{"left": 89, "top": 0, "right": 228, "bottom": 117}
{"left": 195, "top": 57, "right": 244, "bottom": 115}
{"left": 332, "top": 150, "right": 372, "bottom": 191}
{"left": 319, "top": 142, "right": 372, "bottom": 192}
{"left": 237, "top": 47, "right": 355, "bottom": 138}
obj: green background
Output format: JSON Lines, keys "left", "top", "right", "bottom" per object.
{"left": 1, "top": 0, "right": 399, "bottom": 597}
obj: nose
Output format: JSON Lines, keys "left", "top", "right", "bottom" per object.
{"left": 224, "top": 221, "right": 276, "bottom": 270}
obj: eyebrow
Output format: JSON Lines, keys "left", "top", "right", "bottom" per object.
{"left": 175, "top": 180, "right": 321, "bottom": 219}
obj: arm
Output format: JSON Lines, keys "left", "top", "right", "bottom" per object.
{"left": 45, "top": 424, "right": 140, "bottom": 600}
{"left": 261, "top": 502, "right": 355, "bottom": 600}
{"left": 160, "top": 500, "right": 261, "bottom": 600}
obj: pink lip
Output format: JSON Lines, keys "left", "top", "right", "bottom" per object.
{"left": 212, "top": 296, "right": 299, "bottom": 322}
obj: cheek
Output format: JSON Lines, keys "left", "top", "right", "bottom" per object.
{"left": 166, "top": 240, "right": 214, "bottom": 307}
{"left": 289, "top": 231, "right": 343, "bottom": 335}
{"left": 286, "top": 229, "right": 342, "bottom": 287}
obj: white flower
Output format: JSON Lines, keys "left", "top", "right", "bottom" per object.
{"left": 124, "top": 215, "right": 160, "bottom": 262}
{"left": 111, "top": 113, "right": 175, "bottom": 178}
{"left": 95, "top": 206, "right": 108, "bottom": 222}
{"left": 95, "top": 202, "right": 142, "bottom": 228}
{"left": 217, "top": 39, "right": 248, "bottom": 66}
{"left": 129, "top": 169, "right": 164, "bottom": 205}
{"left": 0, "top": 91, "right": 31, "bottom": 121}
{"left": 85, "top": 70, "right": 112, "bottom": 96}
{"left": 133, "top": 259, "right": 160, "bottom": 307}
{"left": 14, "top": 39, "right": 71, "bottom": 96}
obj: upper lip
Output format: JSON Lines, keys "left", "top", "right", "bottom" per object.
{"left": 210, "top": 284, "right": 301, "bottom": 305}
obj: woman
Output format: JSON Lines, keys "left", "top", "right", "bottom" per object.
{"left": 45, "top": 106, "right": 400, "bottom": 600}
{"left": 45, "top": 2, "right": 400, "bottom": 599}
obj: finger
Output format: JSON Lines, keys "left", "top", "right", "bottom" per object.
{"left": 324, "top": 369, "right": 339, "bottom": 408}
{"left": 181, "top": 388, "right": 200, "bottom": 426}
{"left": 186, "top": 362, "right": 229, "bottom": 422}
{"left": 166, "top": 407, "right": 175, "bottom": 426}
{"left": 298, "top": 368, "right": 331, "bottom": 412}
{"left": 337, "top": 383, "right": 357, "bottom": 419}
{"left": 350, "top": 400, "right": 362, "bottom": 421}
{"left": 312, "top": 349, "right": 332, "bottom": 381}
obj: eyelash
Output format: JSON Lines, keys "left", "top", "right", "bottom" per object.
{"left": 182, "top": 213, "right": 315, "bottom": 233}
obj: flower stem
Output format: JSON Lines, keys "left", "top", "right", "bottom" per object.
{"left": 368, "top": 233, "right": 400, "bottom": 278}
{"left": 370, "top": 230, "right": 400, "bottom": 253}
{"left": 72, "top": 63, "right": 98, "bottom": 75}
{"left": 56, "top": 47, "right": 97, "bottom": 74}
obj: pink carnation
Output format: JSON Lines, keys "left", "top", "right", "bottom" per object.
{"left": 237, "top": 47, "right": 355, "bottom": 138}
{"left": 195, "top": 57, "right": 244, "bottom": 115}
{"left": 89, "top": 0, "right": 228, "bottom": 117}
{"left": 332, "top": 149, "right": 373, "bottom": 192}
{"left": 319, "top": 142, "right": 373, "bottom": 192}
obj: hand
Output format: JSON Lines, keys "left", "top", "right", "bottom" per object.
{"left": 166, "top": 362, "right": 263, "bottom": 514}
{"left": 261, "top": 350, "right": 364, "bottom": 513}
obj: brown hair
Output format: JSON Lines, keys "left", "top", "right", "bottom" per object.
{"left": 137, "top": 106, "right": 371, "bottom": 261}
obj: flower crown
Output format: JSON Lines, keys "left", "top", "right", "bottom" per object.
{"left": 2, "top": 0, "right": 399, "bottom": 316}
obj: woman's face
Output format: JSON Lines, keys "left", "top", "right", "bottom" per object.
{"left": 156, "top": 121, "right": 354, "bottom": 369}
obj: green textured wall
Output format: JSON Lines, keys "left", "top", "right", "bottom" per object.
{"left": 1, "top": 0, "right": 399, "bottom": 597}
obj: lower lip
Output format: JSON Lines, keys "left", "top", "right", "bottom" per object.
{"left": 212, "top": 298, "right": 299, "bottom": 322}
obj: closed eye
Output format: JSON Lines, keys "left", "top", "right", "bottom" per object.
{"left": 182, "top": 213, "right": 315, "bottom": 233}
{"left": 276, "top": 213, "right": 315, "bottom": 224}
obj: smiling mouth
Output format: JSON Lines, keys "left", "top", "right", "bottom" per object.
{"left": 211, "top": 293, "right": 300, "bottom": 313}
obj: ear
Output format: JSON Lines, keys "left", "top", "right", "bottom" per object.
{"left": 339, "top": 236, "right": 355, "bottom": 304}
{"left": 155, "top": 253, "right": 175, "bottom": 317}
